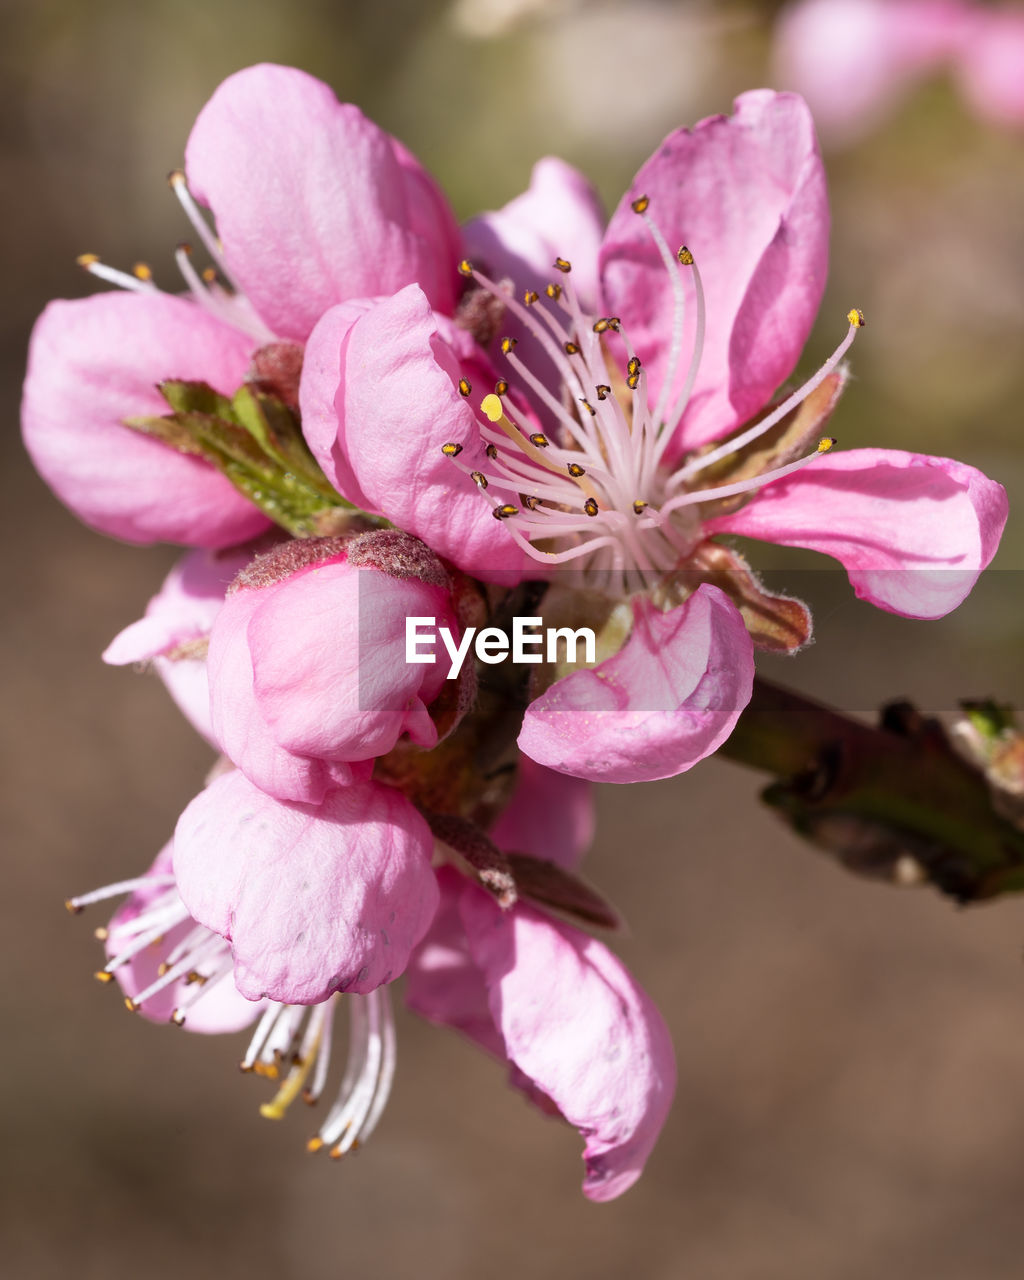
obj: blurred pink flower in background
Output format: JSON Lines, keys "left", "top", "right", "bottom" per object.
{"left": 775, "top": 0, "right": 1024, "bottom": 142}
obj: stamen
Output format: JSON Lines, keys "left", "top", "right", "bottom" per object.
{"left": 76, "top": 254, "right": 158, "bottom": 295}
{"left": 167, "top": 169, "right": 238, "bottom": 288}
{"left": 658, "top": 437, "right": 837, "bottom": 519}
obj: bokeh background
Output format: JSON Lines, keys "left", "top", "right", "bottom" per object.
{"left": 4, "top": 1, "right": 1024, "bottom": 1276}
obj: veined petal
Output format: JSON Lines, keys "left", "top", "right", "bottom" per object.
{"left": 705, "top": 448, "right": 1009, "bottom": 618}
{"left": 185, "top": 64, "right": 458, "bottom": 341}
{"left": 518, "top": 585, "right": 754, "bottom": 784}
{"left": 300, "top": 286, "right": 529, "bottom": 577}
{"left": 460, "top": 888, "right": 676, "bottom": 1202}
{"left": 600, "top": 90, "right": 828, "bottom": 458}
{"left": 22, "top": 293, "right": 268, "bottom": 547}
{"left": 173, "top": 771, "right": 438, "bottom": 1004}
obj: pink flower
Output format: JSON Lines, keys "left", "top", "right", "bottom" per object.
{"left": 303, "top": 90, "right": 1003, "bottom": 782}
{"left": 774, "top": 0, "right": 1024, "bottom": 141}
{"left": 172, "top": 769, "right": 438, "bottom": 1004}
{"left": 206, "top": 530, "right": 467, "bottom": 804}
{"left": 21, "top": 63, "right": 461, "bottom": 547}
{"left": 406, "top": 867, "right": 675, "bottom": 1202}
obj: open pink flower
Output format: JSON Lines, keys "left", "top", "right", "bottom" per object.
{"left": 206, "top": 531, "right": 465, "bottom": 804}
{"left": 173, "top": 769, "right": 438, "bottom": 1005}
{"left": 306, "top": 90, "right": 998, "bottom": 782}
{"left": 21, "top": 63, "right": 462, "bottom": 547}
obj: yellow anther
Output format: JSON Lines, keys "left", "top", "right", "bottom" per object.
{"left": 458, "top": 378, "right": 472, "bottom": 397}
{"left": 627, "top": 372, "right": 641, "bottom": 390}
{"left": 75, "top": 254, "right": 100, "bottom": 269}
{"left": 93, "top": 927, "right": 109, "bottom": 941}
{"left": 584, "top": 497, "right": 599, "bottom": 517}
{"left": 167, "top": 169, "right": 186, "bottom": 188}
{"left": 633, "top": 499, "right": 648, "bottom": 515}
{"left": 93, "top": 970, "right": 114, "bottom": 984}
{"left": 522, "top": 494, "right": 540, "bottom": 511}
{"left": 579, "top": 398, "right": 596, "bottom": 416}
{"left": 553, "top": 257, "right": 572, "bottom": 273}
{"left": 201, "top": 266, "right": 218, "bottom": 285}
{"left": 847, "top": 308, "right": 866, "bottom": 328}
{"left": 523, "top": 290, "right": 539, "bottom": 305}
{"left": 545, "top": 283, "right": 562, "bottom": 300}
{"left": 596, "top": 384, "right": 611, "bottom": 401}
{"left": 528, "top": 433, "right": 549, "bottom": 448}
{"left": 124, "top": 997, "right": 139, "bottom": 1013}
{"left": 307, "top": 1137, "right": 324, "bottom": 1154}
{"left": 485, "top": 442, "right": 498, "bottom": 460}
{"left": 171, "top": 1010, "right": 186, "bottom": 1027}
{"left": 494, "top": 380, "right": 509, "bottom": 396}
{"left": 493, "top": 504, "right": 519, "bottom": 520}
{"left": 631, "top": 195, "right": 650, "bottom": 214}
{"left": 627, "top": 356, "right": 641, "bottom": 376}
{"left": 481, "top": 393, "right": 504, "bottom": 423}
{"left": 817, "top": 436, "right": 837, "bottom": 453}
{"left": 65, "top": 898, "right": 84, "bottom": 914}
{"left": 132, "top": 262, "right": 153, "bottom": 281}
{"left": 564, "top": 341, "right": 580, "bottom": 355}
{"left": 470, "top": 471, "right": 488, "bottom": 489}
{"left": 567, "top": 462, "right": 586, "bottom": 478}
{"left": 500, "top": 336, "right": 518, "bottom": 354}
{"left": 677, "top": 245, "right": 694, "bottom": 266}
{"left": 458, "top": 259, "right": 474, "bottom": 277}
{"left": 441, "top": 441, "right": 463, "bottom": 458}
{"left": 157, "top": 962, "right": 170, "bottom": 976}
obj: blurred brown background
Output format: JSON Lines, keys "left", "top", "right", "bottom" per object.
{"left": 4, "top": 1, "right": 1024, "bottom": 1276}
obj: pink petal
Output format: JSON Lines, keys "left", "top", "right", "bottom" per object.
{"left": 22, "top": 292, "right": 269, "bottom": 547}
{"left": 403, "top": 867, "right": 505, "bottom": 1059}
{"left": 463, "top": 157, "right": 605, "bottom": 312}
{"left": 207, "top": 571, "right": 366, "bottom": 803}
{"left": 489, "top": 754, "right": 594, "bottom": 870}
{"left": 185, "top": 64, "right": 459, "bottom": 341}
{"left": 774, "top": 0, "right": 970, "bottom": 143}
{"left": 300, "top": 286, "right": 529, "bottom": 577}
{"left": 599, "top": 91, "right": 829, "bottom": 459}
{"left": 173, "top": 771, "right": 438, "bottom": 1004}
{"left": 107, "top": 844, "right": 263, "bottom": 1035}
{"left": 248, "top": 557, "right": 455, "bottom": 761}
{"left": 705, "top": 448, "right": 1008, "bottom": 618}
{"left": 461, "top": 888, "right": 676, "bottom": 1202}
{"left": 518, "top": 585, "right": 754, "bottom": 784}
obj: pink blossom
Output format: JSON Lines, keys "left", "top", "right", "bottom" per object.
{"left": 303, "top": 90, "right": 1003, "bottom": 783}
{"left": 172, "top": 769, "right": 438, "bottom": 1004}
{"left": 206, "top": 532, "right": 464, "bottom": 804}
{"left": 406, "top": 868, "right": 676, "bottom": 1202}
{"left": 21, "top": 63, "right": 462, "bottom": 548}
{"left": 774, "top": 0, "right": 1024, "bottom": 140}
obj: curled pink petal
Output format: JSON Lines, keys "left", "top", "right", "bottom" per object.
{"left": 301, "top": 286, "right": 528, "bottom": 577}
{"left": 461, "top": 888, "right": 676, "bottom": 1202}
{"left": 22, "top": 292, "right": 268, "bottom": 547}
{"left": 173, "top": 771, "right": 438, "bottom": 1004}
{"left": 185, "top": 64, "right": 458, "bottom": 341}
{"left": 600, "top": 90, "right": 829, "bottom": 458}
{"left": 705, "top": 448, "right": 1009, "bottom": 618}
{"left": 518, "top": 585, "right": 754, "bottom": 784}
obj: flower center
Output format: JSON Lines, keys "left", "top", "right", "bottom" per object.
{"left": 446, "top": 198, "right": 862, "bottom": 598}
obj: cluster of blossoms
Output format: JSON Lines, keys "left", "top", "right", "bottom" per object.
{"left": 26, "top": 65, "right": 1005, "bottom": 1199}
